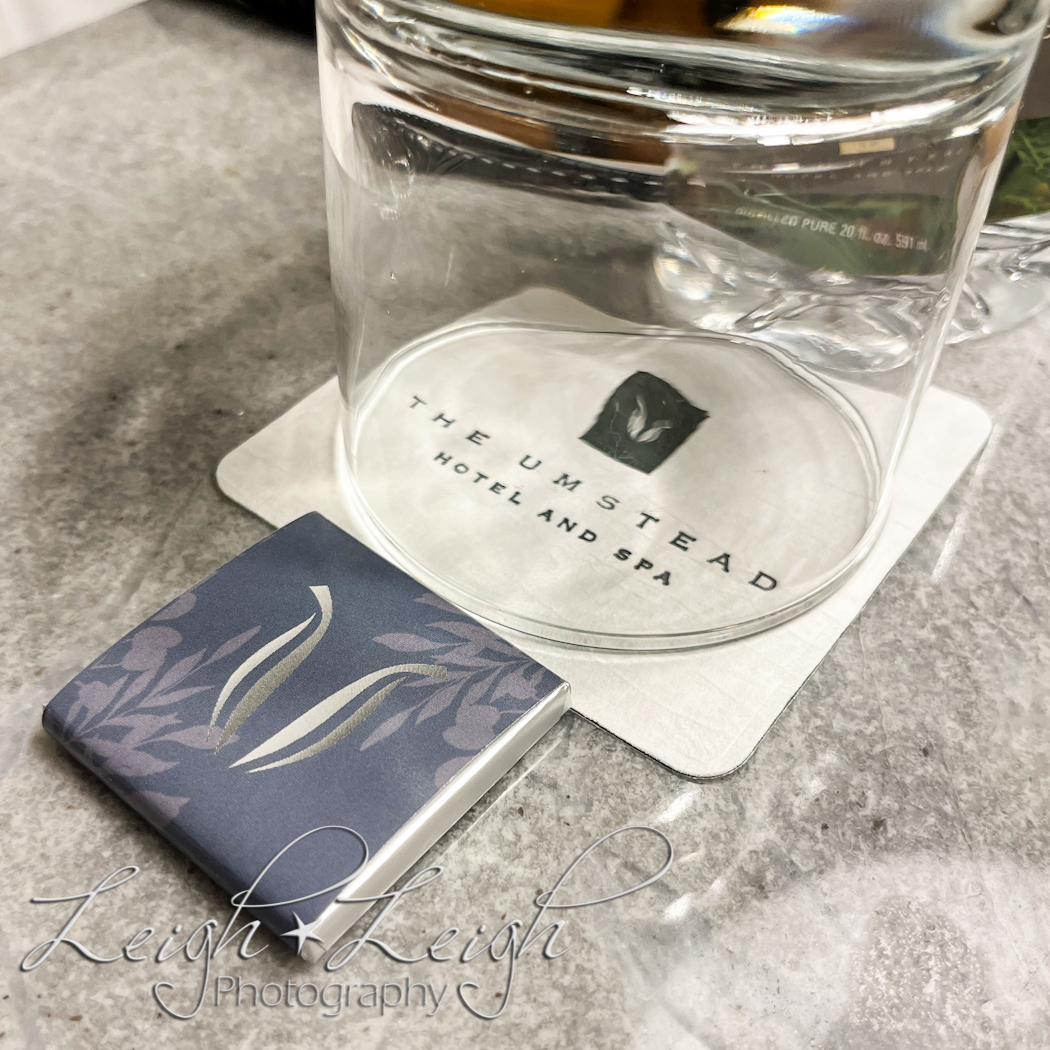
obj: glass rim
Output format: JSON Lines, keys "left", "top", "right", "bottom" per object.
{"left": 318, "top": 0, "right": 1047, "bottom": 84}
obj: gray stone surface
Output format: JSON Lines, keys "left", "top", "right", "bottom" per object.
{"left": 1, "top": 3, "right": 1049, "bottom": 1047}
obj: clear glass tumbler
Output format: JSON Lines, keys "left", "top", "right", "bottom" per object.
{"left": 317, "top": 0, "right": 1047, "bottom": 650}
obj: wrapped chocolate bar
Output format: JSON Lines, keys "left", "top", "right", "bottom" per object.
{"left": 42, "top": 514, "right": 568, "bottom": 960}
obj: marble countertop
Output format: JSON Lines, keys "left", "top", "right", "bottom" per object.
{"left": 2, "top": 3, "right": 1049, "bottom": 1047}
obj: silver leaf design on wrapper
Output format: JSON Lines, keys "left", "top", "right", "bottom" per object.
{"left": 232, "top": 662, "right": 447, "bottom": 772}
{"left": 55, "top": 577, "right": 558, "bottom": 799}
{"left": 213, "top": 585, "right": 333, "bottom": 750}
{"left": 208, "top": 617, "right": 314, "bottom": 728}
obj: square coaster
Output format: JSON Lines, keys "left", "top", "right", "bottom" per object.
{"left": 217, "top": 378, "right": 990, "bottom": 778}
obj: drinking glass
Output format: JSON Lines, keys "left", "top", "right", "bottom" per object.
{"left": 317, "top": 0, "right": 1048, "bottom": 650}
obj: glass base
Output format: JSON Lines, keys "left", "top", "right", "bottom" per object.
{"left": 341, "top": 313, "right": 887, "bottom": 650}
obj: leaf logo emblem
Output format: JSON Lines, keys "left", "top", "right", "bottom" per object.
{"left": 626, "top": 396, "right": 673, "bottom": 444}
{"left": 209, "top": 585, "right": 446, "bottom": 773}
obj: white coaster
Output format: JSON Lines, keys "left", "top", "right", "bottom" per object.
{"left": 218, "top": 377, "right": 990, "bottom": 778}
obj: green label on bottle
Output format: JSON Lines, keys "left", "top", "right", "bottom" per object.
{"left": 668, "top": 127, "right": 975, "bottom": 277}
{"left": 673, "top": 183, "right": 954, "bottom": 277}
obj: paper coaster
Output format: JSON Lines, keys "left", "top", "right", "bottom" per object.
{"left": 217, "top": 377, "right": 990, "bottom": 778}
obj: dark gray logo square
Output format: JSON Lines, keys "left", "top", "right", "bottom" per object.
{"left": 581, "top": 371, "right": 708, "bottom": 474}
